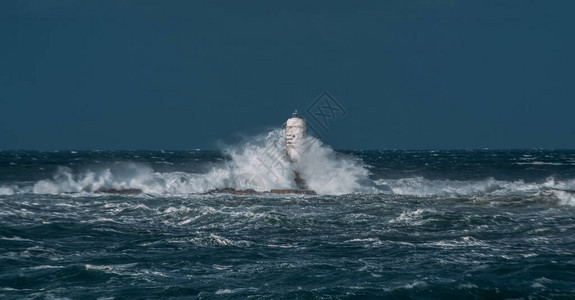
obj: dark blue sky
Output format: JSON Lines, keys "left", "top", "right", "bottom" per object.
{"left": 1, "top": 1, "right": 574, "bottom": 150}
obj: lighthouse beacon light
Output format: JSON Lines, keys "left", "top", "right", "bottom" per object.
{"left": 285, "top": 110, "right": 306, "bottom": 161}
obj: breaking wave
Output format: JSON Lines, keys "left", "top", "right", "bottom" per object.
{"left": 32, "top": 163, "right": 200, "bottom": 195}
{"left": 374, "top": 176, "right": 575, "bottom": 204}
{"left": 25, "top": 167, "right": 575, "bottom": 201}
{"left": 376, "top": 176, "right": 575, "bottom": 195}
{"left": 26, "top": 129, "right": 375, "bottom": 195}
{"left": 1, "top": 129, "right": 573, "bottom": 200}
{"left": 0, "top": 186, "right": 15, "bottom": 196}
{"left": 554, "top": 190, "right": 575, "bottom": 206}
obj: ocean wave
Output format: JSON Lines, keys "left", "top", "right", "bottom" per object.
{"left": 17, "top": 129, "right": 375, "bottom": 196}
{"left": 189, "top": 234, "right": 253, "bottom": 248}
{"left": 553, "top": 190, "right": 575, "bottom": 206}
{"left": 0, "top": 186, "right": 15, "bottom": 196}
{"left": 2, "top": 130, "right": 574, "bottom": 199}
{"left": 4, "top": 167, "right": 575, "bottom": 202}
{"left": 373, "top": 176, "right": 575, "bottom": 198}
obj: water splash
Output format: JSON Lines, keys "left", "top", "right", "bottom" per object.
{"left": 10, "top": 132, "right": 575, "bottom": 200}
{"left": 28, "top": 129, "right": 374, "bottom": 195}
{"left": 293, "top": 135, "right": 376, "bottom": 194}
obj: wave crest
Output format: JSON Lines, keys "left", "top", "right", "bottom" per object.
{"left": 28, "top": 129, "right": 374, "bottom": 195}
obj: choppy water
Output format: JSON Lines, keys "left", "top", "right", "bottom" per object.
{"left": 1, "top": 148, "right": 575, "bottom": 298}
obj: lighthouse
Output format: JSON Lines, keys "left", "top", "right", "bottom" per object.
{"left": 285, "top": 110, "right": 306, "bottom": 161}
{"left": 283, "top": 110, "right": 309, "bottom": 190}
{"left": 205, "top": 110, "right": 316, "bottom": 195}
{"left": 200, "top": 110, "right": 317, "bottom": 195}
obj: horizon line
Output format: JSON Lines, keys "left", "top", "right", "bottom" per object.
{"left": 1, "top": 148, "right": 574, "bottom": 152}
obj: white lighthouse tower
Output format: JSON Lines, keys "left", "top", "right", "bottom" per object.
{"left": 285, "top": 110, "right": 306, "bottom": 162}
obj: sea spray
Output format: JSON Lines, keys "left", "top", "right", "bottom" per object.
{"left": 212, "top": 129, "right": 296, "bottom": 191}
{"left": 293, "top": 135, "right": 376, "bottom": 194}
{"left": 19, "top": 139, "right": 575, "bottom": 199}
{"left": 29, "top": 129, "right": 375, "bottom": 195}
{"left": 33, "top": 164, "right": 159, "bottom": 194}
{"left": 204, "top": 129, "right": 374, "bottom": 194}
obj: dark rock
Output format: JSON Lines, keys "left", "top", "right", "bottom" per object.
{"left": 96, "top": 188, "right": 143, "bottom": 195}
{"left": 269, "top": 189, "right": 316, "bottom": 195}
{"left": 204, "top": 188, "right": 260, "bottom": 195}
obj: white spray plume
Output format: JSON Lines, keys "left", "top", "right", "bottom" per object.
{"left": 30, "top": 129, "right": 374, "bottom": 195}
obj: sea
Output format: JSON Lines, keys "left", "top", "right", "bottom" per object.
{"left": 1, "top": 130, "right": 575, "bottom": 299}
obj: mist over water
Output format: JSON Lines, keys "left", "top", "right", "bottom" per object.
{"left": 1, "top": 138, "right": 575, "bottom": 298}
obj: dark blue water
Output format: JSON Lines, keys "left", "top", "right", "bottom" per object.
{"left": 1, "top": 150, "right": 575, "bottom": 298}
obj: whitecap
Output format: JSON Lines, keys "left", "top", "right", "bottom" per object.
{"left": 374, "top": 176, "right": 575, "bottom": 198}
{"left": 0, "top": 186, "right": 15, "bottom": 195}
{"left": 554, "top": 190, "right": 575, "bottom": 206}
{"left": 457, "top": 283, "right": 478, "bottom": 289}
{"left": 215, "top": 289, "right": 234, "bottom": 295}
{"left": 401, "top": 280, "right": 427, "bottom": 289}
{"left": 190, "top": 234, "right": 253, "bottom": 247}
{"left": 215, "top": 287, "right": 259, "bottom": 295}
{"left": 1, "top": 236, "right": 34, "bottom": 242}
